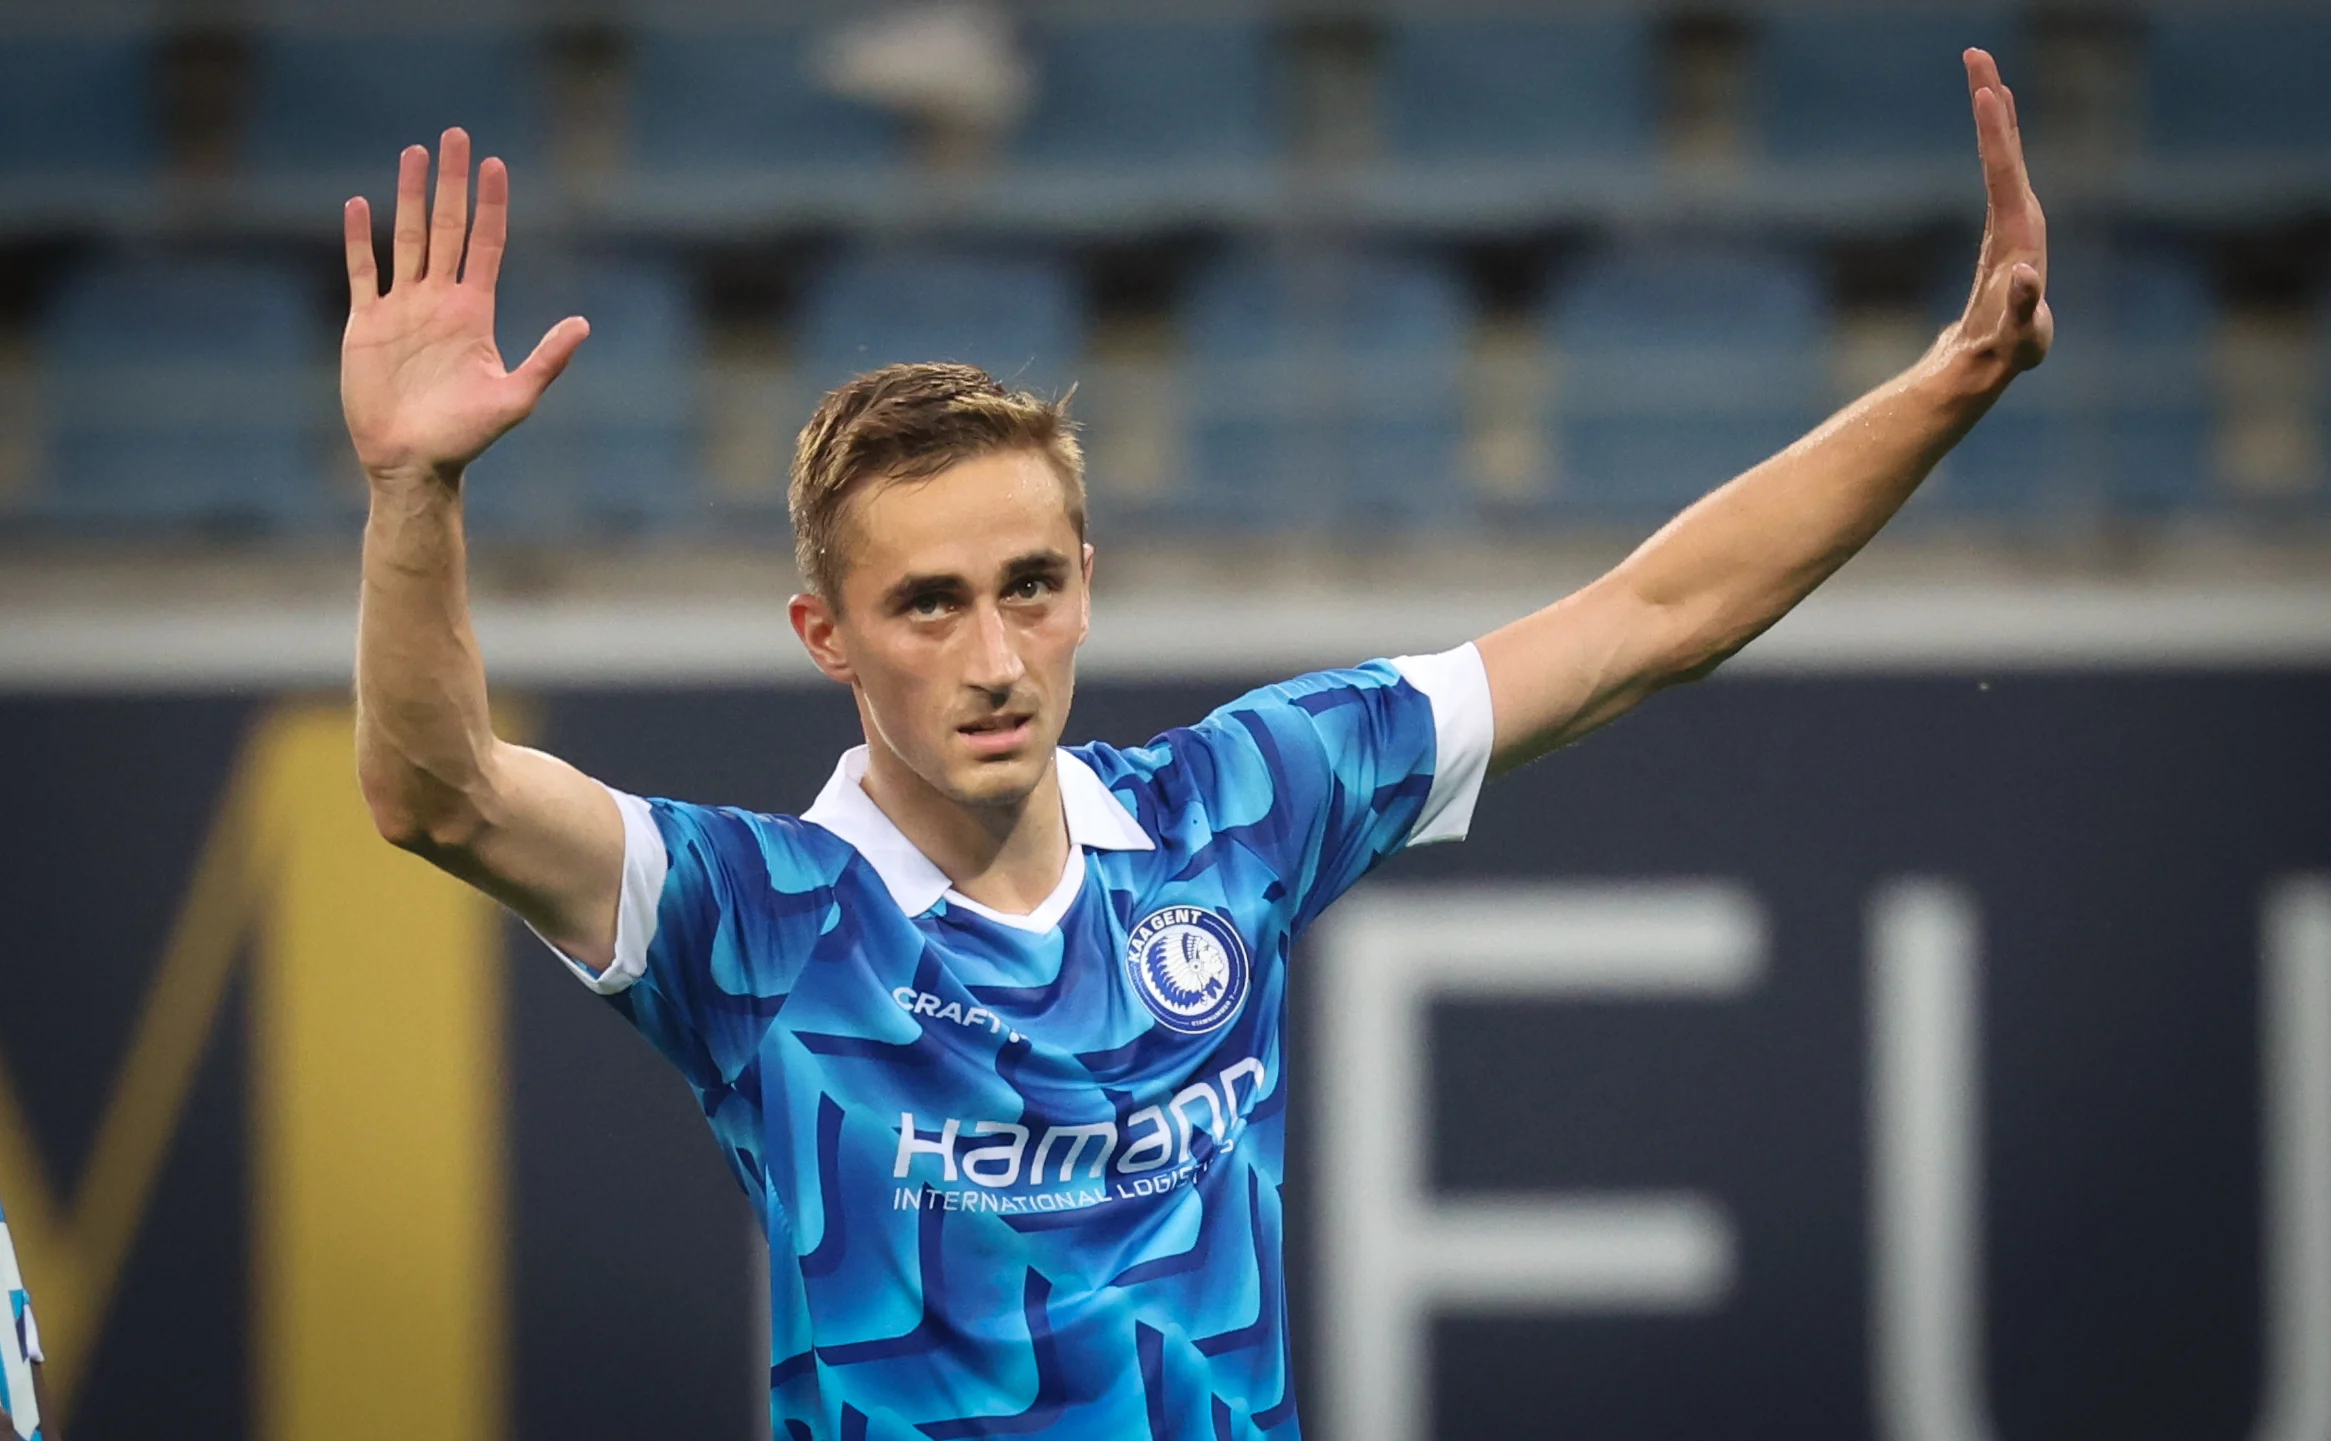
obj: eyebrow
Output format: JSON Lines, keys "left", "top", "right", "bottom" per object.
{"left": 880, "top": 550, "right": 1072, "bottom": 610}
{"left": 1001, "top": 550, "right": 1073, "bottom": 583}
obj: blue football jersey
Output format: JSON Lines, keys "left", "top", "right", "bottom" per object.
{"left": 556, "top": 648, "right": 1492, "bottom": 1438}
{"left": 0, "top": 1191, "right": 43, "bottom": 1441}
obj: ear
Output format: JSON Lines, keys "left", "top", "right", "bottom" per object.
{"left": 1076, "top": 543, "right": 1095, "bottom": 646}
{"left": 789, "top": 592, "right": 856, "bottom": 685}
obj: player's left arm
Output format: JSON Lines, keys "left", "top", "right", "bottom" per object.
{"left": 1476, "top": 48, "right": 2051, "bottom": 770}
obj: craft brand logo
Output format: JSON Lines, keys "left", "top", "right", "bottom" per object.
{"left": 890, "top": 986, "right": 1027, "bottom": 1045}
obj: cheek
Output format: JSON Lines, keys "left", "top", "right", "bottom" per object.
{"left": 856, "top": 653, "right": 957, "bottom": 755}
{"left": 851, "top": 632, "right": 940, "bottom": 706}
{"left": 1026, "top": 606, "right": 1086, "bottom": 674}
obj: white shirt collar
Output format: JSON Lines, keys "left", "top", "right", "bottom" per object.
{"left": 801, "top": 745, "right": 1155, "bottom": 921}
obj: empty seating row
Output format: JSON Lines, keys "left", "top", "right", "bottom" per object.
{"left": 1179, "top": 251, "right": 1469, "bottom": 527}
{"left": 10, "top": 247, "right": 1086, "bottom": 536}
{"left": 1154, "top": 242, "right": 2230, "bottom": 527}
{"left": 1936, "top": 244, "right": 2214, "bottom": 517}
{"left": 38, "top": 255, "right": 318, "bottom": 530}
{"left": 3, "top": 13, "right": 2327, "bottom": 182}
{"left": 4, "top": 240, "right": 2303, "bottom": 537}
{"left": 0, "top": 20, "right": 1270, "bottom": 182}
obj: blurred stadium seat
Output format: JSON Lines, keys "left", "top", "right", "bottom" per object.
{"left": 1760, "top": 15, "right": 2015, "bottom": 160}
{"left": 2315, "top": 291, "right": 2331, "bottom": 506}
{"left": 1925, "top": 282, "right": 2076, "bottom": 517}
{"left": 2099, "top": 245, "right": 2215, "bottom": 513}
{"left": 1547, "top": 242, "right": 1828, "bottom": 517}
{"left": 246, "top": 32, "right": 541, "bottom": 180}
{"left": 1380, "top": 17, "right": 1652, "bottom": 162}
{"left": 37, "top": 253, "right": 324, "bottom": 531}
{"left": 1182, "top": 248, "right": 1468, "bottom": 529}
{"left": 1013, "top": 18, "right": 1275, "bottom": 166}
{"left": 473, "top": 253, "right": 700, "bottom": 535}
{"left": 0, "top": 3, "right": 2314, "bottom": 546}
{"left": 800, "top": 247, "right": 1081, "bottom": 398}
{"left": 2144, "top": 14, "right": 2331, "bottom": 156}
{"left": 0, "top": 36, "right": 159, "bottom": 180}
{"left": 1930, "top": 241, "right": 2212, "bottom": 516}
{"left": 630, "top": 27, "right": 898, "bottom": 175}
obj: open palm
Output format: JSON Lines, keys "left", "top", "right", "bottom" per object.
{"left": 1955, "top": 49, "right": 2053, "bottom": 378}
{"left": 341, "top": 128, "right": 588, "bottom": 484}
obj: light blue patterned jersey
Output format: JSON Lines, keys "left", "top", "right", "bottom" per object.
{"left": 565, "top": 651, "right": 1491, "bottom": 1438}
{"left": 0, "top": 1191, "right": 43, "bottom": 1441}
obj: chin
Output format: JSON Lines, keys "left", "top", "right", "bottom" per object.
{"left": 946, "top": 751, "right": 1051, "bottom": 808}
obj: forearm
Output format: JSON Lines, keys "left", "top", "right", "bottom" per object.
{"left": 1613, "top": 331, "right": 2009, "bottom": 676}
{"left": 1479, "top": 331, "right": 2017, "bottom": 767}
{"left": 1478, "top": 51, "right": 2047, "bottom": 768}
{"left": 336, "top": 132, "right": 622, "bottom": 962}
{"left": 354, "top": 468, "right": 501, "bottom": 849}
{"left": 351, "top": 469, "right": 626, "bottom": 962}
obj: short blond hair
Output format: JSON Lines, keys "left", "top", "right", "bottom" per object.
{"left": 788, "top": 362, "right": 1085, "bottom": 605}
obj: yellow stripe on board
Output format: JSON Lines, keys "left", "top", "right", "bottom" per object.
{"left": 0, "top": 742, "right": 255, "bottom": 1419}
{"left": 251, "top": 705, "right": 507, "bottom": 1441}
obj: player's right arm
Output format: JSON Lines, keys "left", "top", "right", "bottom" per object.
{"left": 344, "top": 128, "right": 622, "bottom": 968}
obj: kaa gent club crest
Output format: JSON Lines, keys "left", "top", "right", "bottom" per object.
{"left": 1125, "top": 906, "right": 1251, "bottom": 1034}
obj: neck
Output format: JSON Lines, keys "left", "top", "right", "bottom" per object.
{"left": 857, "top": 737, "right": 1070, "bottom": 917}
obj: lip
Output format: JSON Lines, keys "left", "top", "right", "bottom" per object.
{"left": 957, "top": 713, "right": 1034, "bottom": 758}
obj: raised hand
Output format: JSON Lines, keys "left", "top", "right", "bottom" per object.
{"left": 341, "top": 128, "right": 588, "bottom": 486}
{"left": 1952, "top": 48, "right": 2053, "bottom": 381}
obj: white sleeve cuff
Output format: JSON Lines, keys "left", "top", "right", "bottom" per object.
{"left": 1389, "top": 642, "right": 1494, "bottom": 847}
{"left": 21, "top": 1305, "right": 38, "bottom": 1365}
{"left": 529, "top": 786, "right": 669, "bottom": 996}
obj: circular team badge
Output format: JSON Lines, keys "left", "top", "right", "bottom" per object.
{"left": 1124, "top": 906, "right": 1251, "bottom": 1034}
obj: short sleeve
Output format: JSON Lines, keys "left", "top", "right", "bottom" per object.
{"left": 1160, "top": 642, "right": 1491, "bottom": 930}
{"left": 543, "top": 788, "right": 668, "bottom": 997}
{"left": 531, "top": 787, "right": 832, "bottom": 1092}
{"left": 1388, "top": 643, "right": 1495, "bottom": 845}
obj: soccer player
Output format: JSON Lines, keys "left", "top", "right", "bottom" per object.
{"left": 342, "top": 49, "right": 2048, "bottom": 1438}
{"left": 0, "top": 1189, "right": 51, "bottom": 1441}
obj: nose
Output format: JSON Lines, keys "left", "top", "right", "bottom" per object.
{"left": 964, "top": 598, "right": 1025, "bottom": 696}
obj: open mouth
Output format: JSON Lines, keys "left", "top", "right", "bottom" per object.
{"left": 957, "top": 713, "right": 1034, "bottom": 756}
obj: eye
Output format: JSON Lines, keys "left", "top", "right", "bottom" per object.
{"left": 1008, "top": 575, "right": 1056, "bottom": 601}
{"left": 906, "top": 591, "right": 951, "bottom": 617}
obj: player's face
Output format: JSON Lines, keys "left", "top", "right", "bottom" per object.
{"left": 807, "top": 448, "right": 1092, "bottom": 810}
